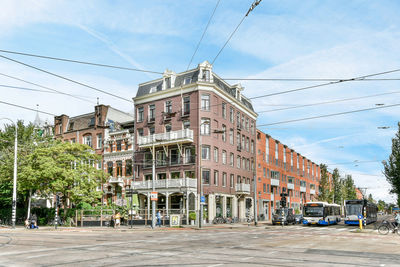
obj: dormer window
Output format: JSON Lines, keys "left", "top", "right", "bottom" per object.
{"left": 165, "top": 77, "right": 171, "bottom": 89}
{"left": 150, "top": 86, "right": 156, "bottom": 93}
{"left": 184, "top": 77, "right": 192, "bottom": 85}
{"left": 203, "top": 70, "right": 210, "bottom": 81}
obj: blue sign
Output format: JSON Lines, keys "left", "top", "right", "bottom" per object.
{"left": 358, "top": 215, "right": 363, "bottom": 220}
{"left": 200, "top": 196, "right": 206, "bottom": 204}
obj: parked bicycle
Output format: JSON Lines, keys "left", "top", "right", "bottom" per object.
{"left": 377, "top": 220, "right": 400, "bottom": 235}
{"left": 212, "top": 217, "right": 226, "bottom": 224}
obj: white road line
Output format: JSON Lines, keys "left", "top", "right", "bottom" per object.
{"left": 26, "top": 253, "right": 52, "bottom": 259}
{"left": 207, "top": 264, "right": 223, "bottom": 267}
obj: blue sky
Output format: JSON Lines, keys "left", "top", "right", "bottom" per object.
{"left": 1, "top": 0, "right": 399, "bottom": 203}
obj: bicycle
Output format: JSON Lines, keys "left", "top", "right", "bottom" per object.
{"left": 377, "top": 220, "right": 400, "bottom": 235}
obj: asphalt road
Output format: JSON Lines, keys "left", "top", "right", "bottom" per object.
{"left": 1, "top": 223, "right": 399, "bottom": 267}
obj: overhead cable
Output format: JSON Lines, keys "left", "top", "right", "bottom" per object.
{"left": 0, "top": 49, "right": 162, "bottom": 74}
{"left": 0, "top": 54, "right": 133, "bottom": 103}
{"left": 186, "top": 0, "right": 221, "bottom": 70}
{"left": 0, "top": 100, "right": 56, "bottom": 116}
{"left": 257, "top": 102, "right": 400, "bottom": 127}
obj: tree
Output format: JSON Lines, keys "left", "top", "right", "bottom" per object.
{"left": 318, "top": 164, "right": 331, "bottom": 202}
{"left": 367, "top": 193, "right": 375, "bottom": 203}
{"left": 377, "top": 200, "right": 386, "bottom": 211}
{"left": 332, "top": 168, "right": 343, "bottom": 205}
{"left": 383, "top": 122, "right": 400, "bottom": 207}
{"left": 342, "top": 175, "right": 357, "bottom": 200}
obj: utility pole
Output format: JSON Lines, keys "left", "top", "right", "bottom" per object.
{"left": 152, "top": 142, "right": 156, "bottom": 229}
{"left": 253, "top": 172, "right": 258, "bottom": 226}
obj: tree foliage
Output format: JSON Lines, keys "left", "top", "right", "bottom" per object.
{"left": 332, "top": 168, "right": 343, "bottom": 204}
{"left": 318, "top": 164, "right": 331, "bottom": 202}
{"left": 0, "top": 121, "right": 103, "bottom": 210}
{"left": 342, "top": 175, "right": 357, "bottom": 200}
{"left": 383, "top": 122, "right": 400, "bottom": 206}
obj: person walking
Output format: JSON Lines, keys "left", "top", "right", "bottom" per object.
{"left": 394, "top": 211, "right": 400, "bottom": 227}
{"left": 114, "top": 211, "right": 121, "bottom": 229}
{"left": 156, "top": 210, "right": 162, "bottom": 227}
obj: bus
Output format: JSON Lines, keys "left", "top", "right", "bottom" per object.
{"left": 344, "top": 199, "right": 378, "bottom": 225}
{"left": 303, "top": 202, "right": 341, "bottom": 225}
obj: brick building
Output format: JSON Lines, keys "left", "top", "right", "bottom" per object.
{"left": 54, "top": 104, "right": 133, "bottom": 204}
{"left": 133, "top": 61, "right": 257, "bottom": 223}
{"left": 256, "top": 130, "right": 321, "bottom": 220}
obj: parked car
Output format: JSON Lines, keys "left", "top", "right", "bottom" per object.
{"left": 294, "top": 214, "right": 304, "bottom": 224}
{"left": 272, "top": 208, "right": 295, "bottom": 225}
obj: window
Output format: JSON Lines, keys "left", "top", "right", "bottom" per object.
{"left": 246, "top": 118, "right": 249, "bottom": 131}
{"left": 241, "top": 135, "right": 245, "bottom": 151}
{"left": 237, "top": 132, "right": 241, "bottom": 150}
{"left": 170, "top": 149, "right": 180, "bottom": 165}
{"left": 149, "top": 126, "right": 155, "bottom": 135}
{"left": 116, "top": 140, "right": 122, "bottom": 151}
{"left": 184, "top": 77, "right": 192, "bottom": 85}
{"left": 242, "top": 158, "right": 246, "bottom": 170}
{"left": 165, "top": 101, "right": 172, "bottom": 114}
{"left": 171, "top": 172, "right": 181, "bottom": 179}
{"left": 137, "top": 107, "right": 144, "bottom": 122}
{"left": 237, "top": 175, "right": 241, "bottom": 184}
{"left": 222, "top": 173, "right": 227, "bottom": 187}
{"left": 275, "top": 143, "right": 279, "bottom": 160}
{"left": 125, "top": 140, "right": 129, "bottom": 150}
{"left": 165, "top": 124, "right": 172, "bottom": 132}
{"left": 126, "top": 159, "right": 132, "bottom": 176}
{"left": 165, "top": 77, "right": 171, "bottom": 89}
{"left": 237, "top": 112, "right": 240, "bottom": 128}
{"left": 214, "top": 170, "right": 219, "bottom": 186}
{"left": 246, "top": 137, "right": 249, "bottom": 152}
{"left": 83, "top": 135, "right": 92, "bottom": 148}
{"left": 214, "top": 147, "right": 219, "bottom": 163}
{"left": 150, "top": 86, "right": 156, "bottom": 93}
{"left": 156, "top": 151, "right": 167, "bottom": 166}
{"left": 96, "top": 134, "right": 102, "bottom": 149}
{"left": 116, "top": 161, "right": 122, "bottom": 176}
{"left": 71, "top": 138, "right": 76, "bottom": 143}
{"left": 250, "top": 121, "right": 254, "bottom": 135}
{"left": 263, "top": 183, "right": 266, "bottom": 193}
{"left": 263, "top": 168, "right": 266, "bottom": 177}
{"left": 203, "top": 70, "right": 210, "bottom": 81}
{"left": 109, "top": 142, "right": 113, "bottom": 152}
{"left": 183, "top": 96, "right": 190, "bottom": 115}
{"left": 222, "top": 102, "right": 226, "bottom": 118}
{"left": 229, "top": 129, "right": 234, "bottom": 144}
{"left": 202, "top": 145, "right": 210, "bottom": 160}
{"left": 230, "top": 107, "right": 234, "bottom": 123}
{"left": 266, "top": 137, "right": 270, "bottom": 162}
{"left": 183, "top": 120, "right": 190, "bottom": 129}
{"left": 107, "top": 162, "right": 113, "bottom": 176}
{"left": 222, "top": 125, "right": 226, "bottom": 142}
{"left": 137, "top": 128, "right": 144, "bottom": 137}
{"left": 185, "top": 171, "right": 195, "bottom": 178}
{"left": 230, "top": 153, "right": 234, "bottom": 167}
{"left": 222, "top": 150, "right": 227, "bottom": 164}
{"left": 202, "top": 169, "right": 210, "bottom": 184}
{"left": 230, "top": 174, "right": 234, "bottom": 188}
{"left": 200, "top": 118, "right": 210, "bottom": 135}
{"left": 237, "top": 156, "right": 241, "bottom": 168}
{"left": 201, "top": 94, "right": 210, "bottom": 111}
{"left": 251, "top": 140, "right": 254, "bottom": 154}
{"left": 149, "top": 104, "right": 155, "bottom": 121}
{"left": 184, "top": 147, "right": 195, "bottom": 164}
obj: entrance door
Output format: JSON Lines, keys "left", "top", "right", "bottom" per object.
{"left": 264, "top": 203, "right": 269, "bottom": 220}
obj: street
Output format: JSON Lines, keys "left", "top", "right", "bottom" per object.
{"left": 1, "top": 223, "right": 400, "bottom": 266}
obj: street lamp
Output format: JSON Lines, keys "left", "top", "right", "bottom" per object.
{"left": 0, "top": 118, "right": 18, "bottom": 228}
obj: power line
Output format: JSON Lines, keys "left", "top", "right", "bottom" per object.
{"left": 258, "top": 90, "right": 400, "bottom": 113}
{"left": 0, "top": 49, "right": 163, "bottom": 74}
{"left": 211, "top": 0, "right": 262, "bottom": 65}
{"left": 249, "top": 68, "right": 400, "bottom": 100}
{"left": 0, "top": 100, "right": 56, "bottom": 116}
{"left": 223, "top": 78, "right": 400, "bottom": 81}
{"left": 257, "top": 102, "right": 400, "bottom": 127}
{"left": 0, "top": 72, "right": 95, "bottom": 104}
{"left": 0, "top": 54, "right": 133, "bottom": 103}
{"left": 186, "top": 0, "right": 221, "bottom": 70}
{"left": 328, "top": 160, "right": 382, "bottom": 166}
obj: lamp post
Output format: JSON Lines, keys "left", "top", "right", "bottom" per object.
{"left": 1, "top": 118, "right": 17, "bottom": 228}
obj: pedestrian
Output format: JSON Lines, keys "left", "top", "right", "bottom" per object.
{"left": 394, "top": 212, "right": 400, "bottom": 227}
{"left": 114, "top": 211, "right": 121, "bottom": 229}
{"left": 30, "top": 214, "right": 38, "bottom": 229}
{"left": 156, "top": 210, "right": 162, "bottom": 227}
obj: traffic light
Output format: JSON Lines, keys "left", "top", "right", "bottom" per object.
{"left": 56, "top": 195, "right": 61, "bottom": 207}
{"left": 280, "top": 193, "right": 287, "bottom": 208}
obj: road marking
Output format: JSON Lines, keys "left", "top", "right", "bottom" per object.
{"left": 242, "top": 257, "right": 253, "bottom": 260}
{"left": 208, "top": 264, "right": 223, "bottom": 267}
{"left": 26, "top": 253, "right": 52, "bottom": 259}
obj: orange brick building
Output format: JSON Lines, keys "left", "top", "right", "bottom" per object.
{"left": 256, "top": 129, "right": 321, "bottom": 220}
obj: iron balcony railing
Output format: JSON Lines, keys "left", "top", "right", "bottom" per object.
{"left": 132, "top": 178, "right": 197, "bottom": 190}
{"left": 235, "top": 183, "right": 250, "bottom": 193}
{"left": 137, "top": 129, "right": 194, "bottom": 147}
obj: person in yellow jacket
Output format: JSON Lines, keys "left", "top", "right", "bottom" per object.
{"left": 114, "top": 212, "right": 121, "bottom": 229}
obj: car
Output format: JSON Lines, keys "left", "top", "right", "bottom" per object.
{"left": 272, "top": 208, "right": 295, "bottom": 225}
{"left": 294, "top": 214, "right": 303, "bottom": 224}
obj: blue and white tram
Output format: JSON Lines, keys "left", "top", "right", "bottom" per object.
{"left": 303, "top": 202, "right": 341, "bottom": 225}
{"left": 344, "top": 199, "right": 377, "bottom": 225}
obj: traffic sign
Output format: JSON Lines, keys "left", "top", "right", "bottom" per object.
{"left": 358, "top": 214, "right": 363, "bottom": 220}
{"left": 200, "top": 196, "right": 206, "bottom": 204}
{"left": 150, "top": 192, "right": 158, "bottom": 201}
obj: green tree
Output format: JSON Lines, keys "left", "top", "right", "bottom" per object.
{"left": 332, "top": 168, "right": 343, "bottom": 204}
{"left": 318, "top": 164, "right": 331, "bottom": 202}
{"left": 377, "top": 200, "right": 386, "bottom": 211}
{"left": 367, "top": 193, "right": 375, "bottom": 203}
{"left": 383, "top": 122, "right": 400, "bottom": 207}
{"left": 342, "top": 175, "right": 357, "bottom": 200}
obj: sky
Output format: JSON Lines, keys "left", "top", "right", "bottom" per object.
{"left": 0, "top": 0, "right": 399, "bottom": 203}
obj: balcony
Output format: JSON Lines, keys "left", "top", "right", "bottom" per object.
{"left": 300, "top": 186, "right": 306, "bottom": 193}
{"left": 109, "top": 177, "right": 124, "bottom": 185}
{"left": 132, "top": 178, "right": 197, "bottom": 190}
{"left": 287, "top": 183, "right": 294, "bottom": 190}
{"left": 310, "top": 189, "right": 316, "bottom": 195}
{"left": 235, "top": 183, "right": 250, "bottom": 194}
{"left": 271, "top": 178, "right": 280, "bottom": 187}
{"left": 138, "top": 129, "right": 194, "bottom": 148}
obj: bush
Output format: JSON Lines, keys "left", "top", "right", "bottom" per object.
{"left": 189, "top": 212, "right": 196, "bottom": 221}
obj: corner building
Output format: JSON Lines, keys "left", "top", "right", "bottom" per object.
{"left": 256, "top": 130, "right": 321, "bottom": 221}
{"left": 133, "top": 61, "right": 257, "bottom": 223}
